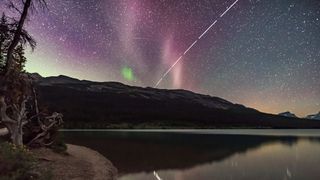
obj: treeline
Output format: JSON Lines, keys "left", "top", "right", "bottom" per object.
{"left": 36, "top": 84, "right": 320, "bottom": 129}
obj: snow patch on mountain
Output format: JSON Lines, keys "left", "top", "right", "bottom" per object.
{"left": 278, "top": 111, "right": 297, "bottom": 118}
{"left": 305, "top": 112, "right": 320, "bottom": 120}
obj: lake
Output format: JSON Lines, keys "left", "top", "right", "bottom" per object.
{"left": 62, "top": 129, "right": 320, "bottom": 180}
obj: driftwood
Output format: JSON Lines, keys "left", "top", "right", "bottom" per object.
{"left": 27, "top": 112, "right": 63, "bottom": 147}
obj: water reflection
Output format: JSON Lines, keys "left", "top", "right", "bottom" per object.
{"left": 63, "top": 130, "right": 320, "bottom": 180}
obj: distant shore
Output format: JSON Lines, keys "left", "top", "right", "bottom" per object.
{"left": 60, "top": 128, "right": 320, "bottom": 137}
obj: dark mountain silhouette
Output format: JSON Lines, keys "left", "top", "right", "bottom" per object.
{"left": 278, "top": 111, "right": 297, "bottom": 118}
{"left": 31, "top": 74, "right": 320, "bottom": 129}
{"left": 306, "top": 112, "right": 320, "bottom": 120}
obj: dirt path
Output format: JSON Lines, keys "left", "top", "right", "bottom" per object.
{"left": 34, "top": 144, "right": 117, "bottom": 180}
{"left": 67, "top": 144, "right": 117, "bottom": 180}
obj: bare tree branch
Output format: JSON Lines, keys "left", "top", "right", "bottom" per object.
{"left": 7, "top": 1, "right": 23, "bottom": 15}
{"left": 27, "top": 112, "right": 63, "bottom": 146}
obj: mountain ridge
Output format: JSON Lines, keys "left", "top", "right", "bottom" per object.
{"left": 305, "top": 112, "right": 320, "bottom": 120}
{"left": 30, "top": 74, "right": 320, "bottom": 129}
{"left": 278, "top": 111, "right": 297, "bottom": 118}
{"left": 32, "top": 73, "right": 256, "bottom": 112}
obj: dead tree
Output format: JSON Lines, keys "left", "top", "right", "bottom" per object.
{"left": 27, "top": 112, "right": 63, "bottom": 147}
{"left": 4, "top": 0, "right": 32, "bottom": 76}
{"left": 0, "top": 73, "right": 63, "bottom": 146}
{"left": 0, "top": 71, "right": 32, "bottom": 145}
{"left": 4, "top": 0, "right": 47, "bottom": 75}
{"left": 0, "top": 96, "right": 28, "bottom": 145}
{"left": 0, "top": 0, "right": 63, "bottom": 147}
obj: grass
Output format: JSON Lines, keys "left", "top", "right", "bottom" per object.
{"left": 0, "top": 142, "right": 36, "bottom": 179}
{"left": 0, "top": 142, "right": 52, "bottom": 180}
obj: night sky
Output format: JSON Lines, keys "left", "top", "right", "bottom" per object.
{"left": 1, "top": 0, "right": 319, "bottom": 116}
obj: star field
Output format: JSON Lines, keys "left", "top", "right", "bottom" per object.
{"left": 1, "top": 0, "right": 319, "bottom": 116}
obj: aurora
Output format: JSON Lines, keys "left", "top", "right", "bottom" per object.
{"left": 121, "top": 67, "right": 134, "bottom": 81}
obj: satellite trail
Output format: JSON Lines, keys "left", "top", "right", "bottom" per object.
{"left": 153, "top": 171, "right": 163, "bottom": 180}
{"left": 155, "top": 0, "right": 240, "bottom": 88}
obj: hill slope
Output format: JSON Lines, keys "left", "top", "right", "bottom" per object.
{"left": 306, "top": 112, "right": 320, "bottom": 120}
{"left": 32, "top": 74, "right": 320, "bottom": 129}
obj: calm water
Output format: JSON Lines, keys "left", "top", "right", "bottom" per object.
{"left": 62, "top": 130, "right": 320, "bottom": 180}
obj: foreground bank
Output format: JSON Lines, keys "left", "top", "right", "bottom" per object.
{"left": 33, "top": 144, "right": 117, "bottom": 180}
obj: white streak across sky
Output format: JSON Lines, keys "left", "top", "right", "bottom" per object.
{"left": 153, "top": 171, "right": 163, "bottom": 180}
{"left": 154, "top": 0, "right": 240, "bottom": 87}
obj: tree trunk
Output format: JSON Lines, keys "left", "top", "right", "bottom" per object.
{"left": 0, "top": 96, "right": 26, "bottom": 146}
{"left": 4, "top": 0, "right": 32, "bottom": 75}
{"left": 8, "top": 124, "right": 23, "bottom": 146}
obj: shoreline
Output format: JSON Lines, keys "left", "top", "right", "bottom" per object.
{"left": 33, "top": 144, "right": 117, "bottom": 180}
{"left": 67, "top": 144, "right": 118, "bottom": 180}
{"left": 60, "top": 129, "right": 320, "bottom": 137}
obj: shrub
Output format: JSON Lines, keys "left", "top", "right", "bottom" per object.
{"left": 0, "top": 142, "right": 36, "bottom": 179}
{"left": 0, "top": 142, "right": 54, "bottom": 179}
{"left": 50, "top": 135, "right": 68, "bottom": 155}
